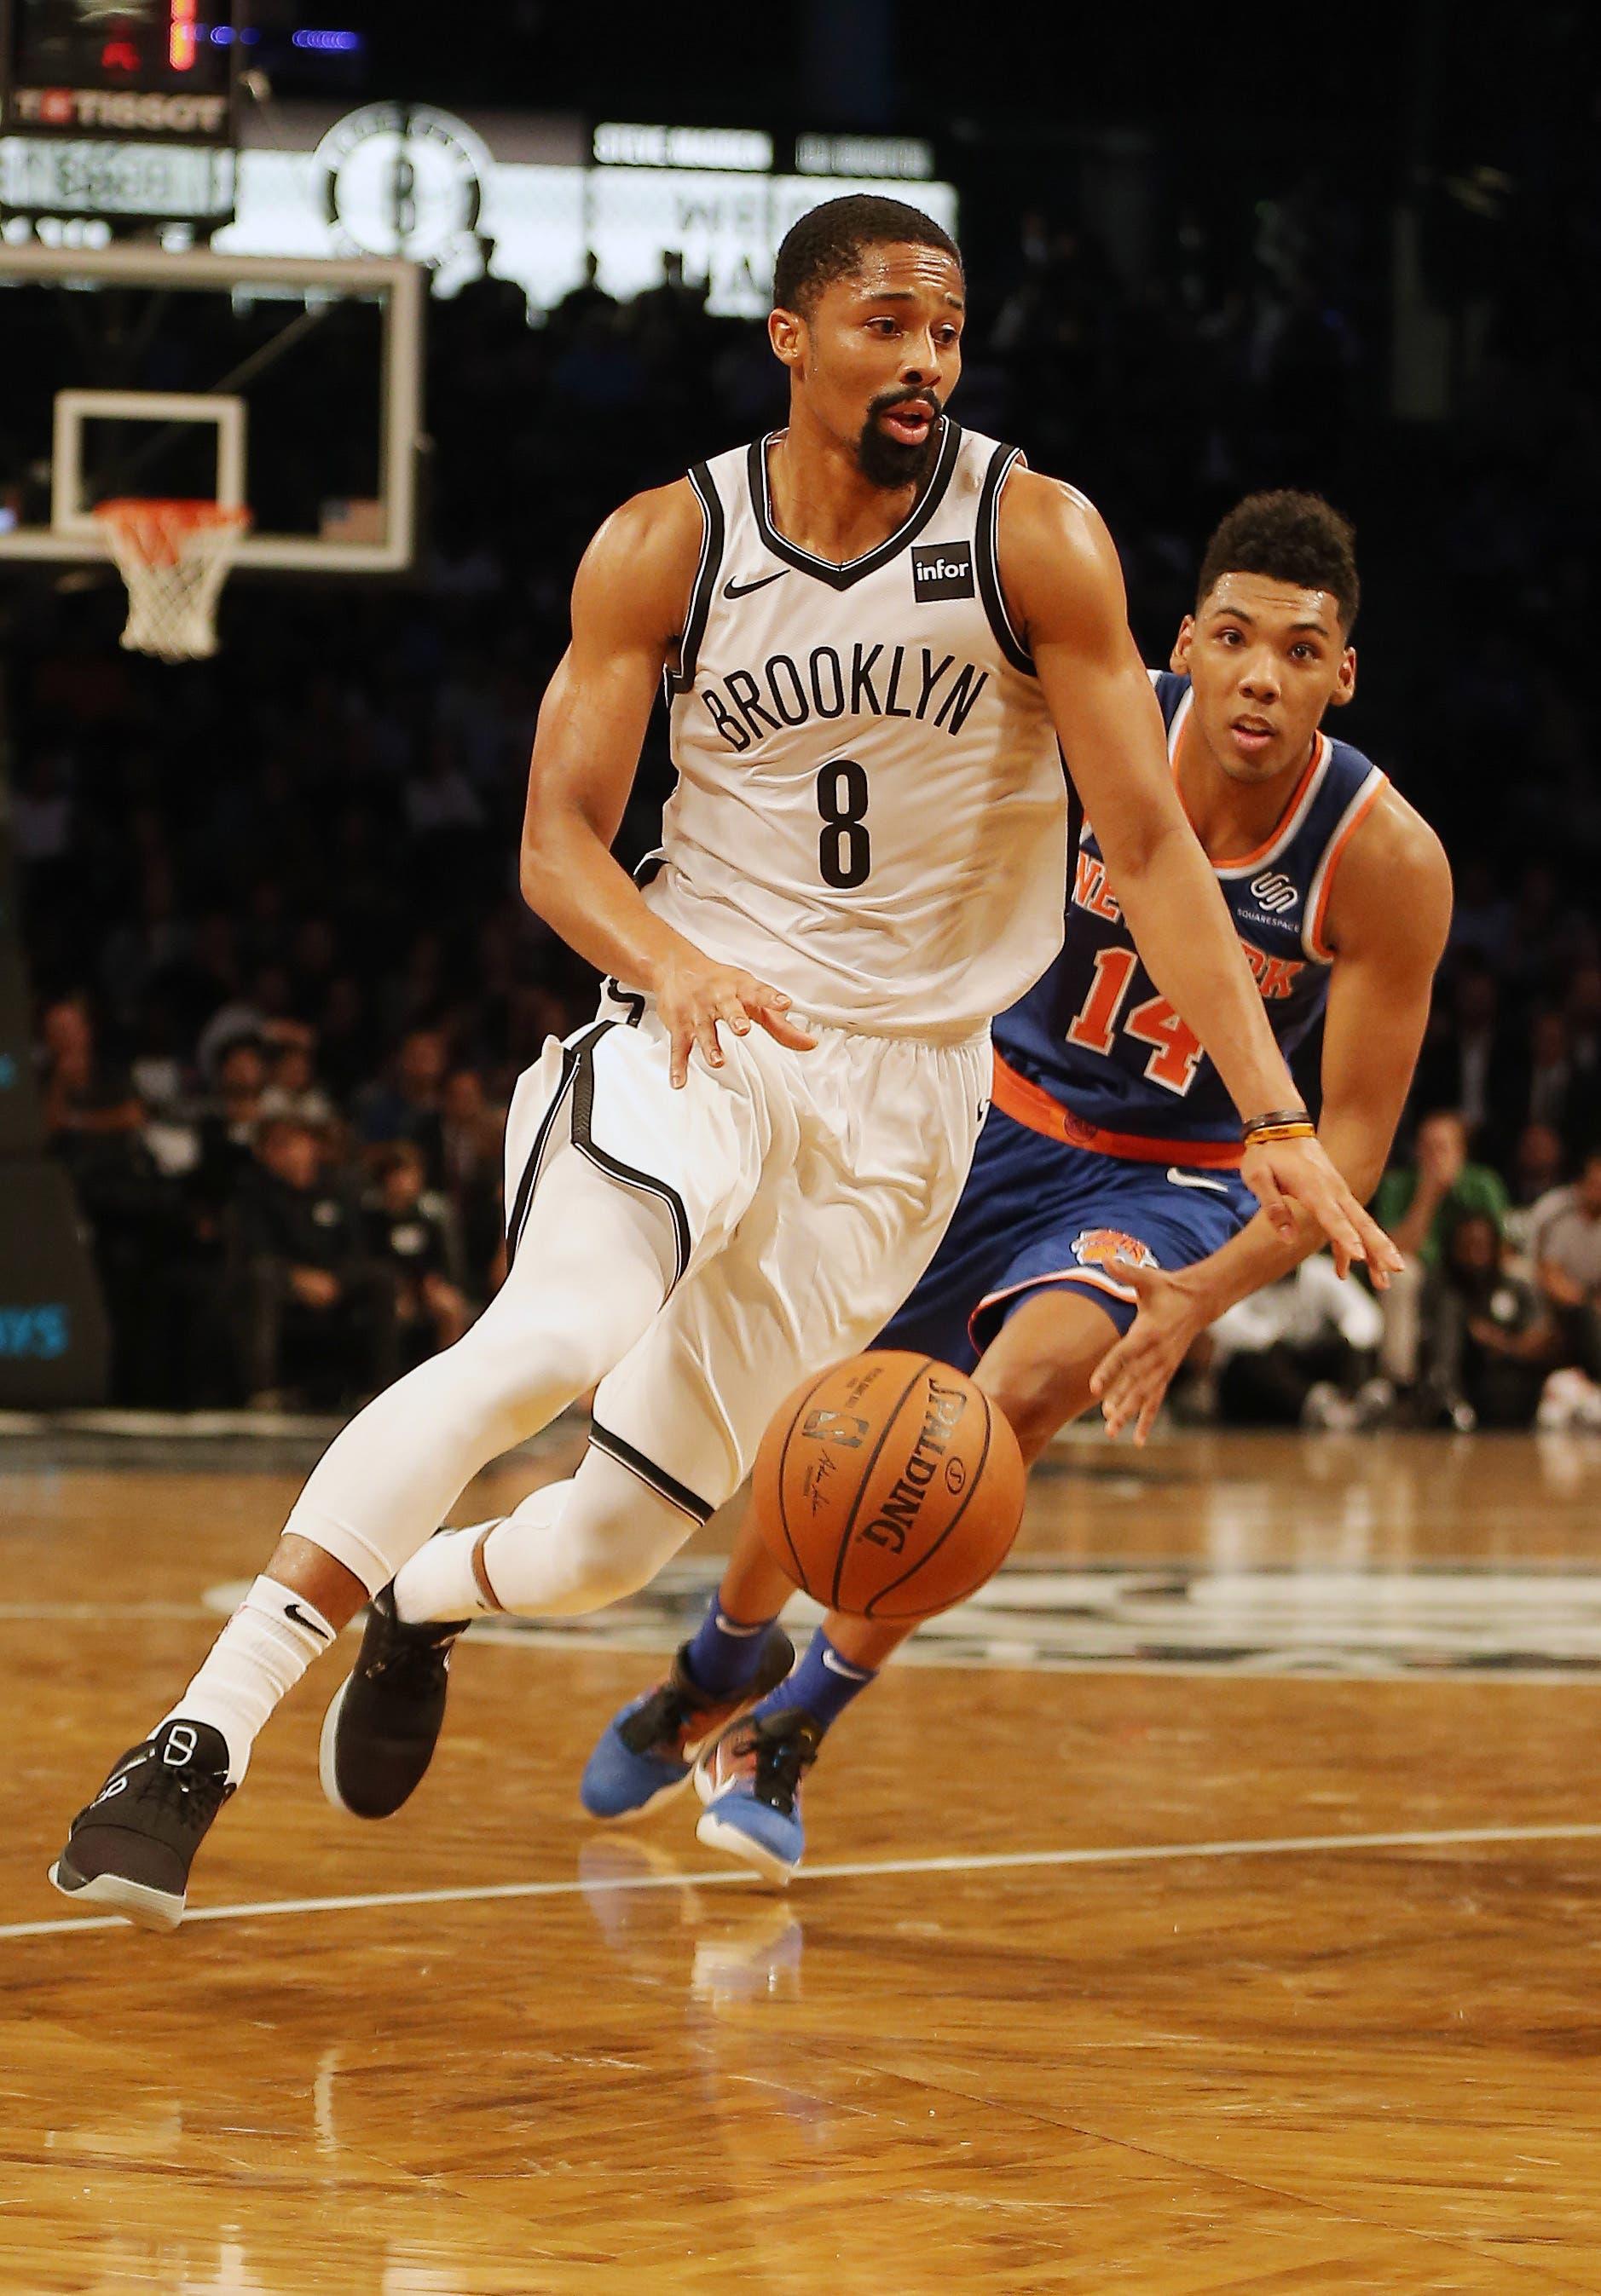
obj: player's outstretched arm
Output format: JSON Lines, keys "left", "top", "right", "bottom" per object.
{"left": 997, "top": 470, "right": 1400, "bottom": 1279}
{"left": 1091, "top": 789, "right": 1454, "bottom": 1440}
{"left": 519, "top": 484, "right": 816, "bottom": 1086}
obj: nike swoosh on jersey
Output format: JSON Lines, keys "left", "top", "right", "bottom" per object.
{"left": 722, "top": 569, "right": 788, "bottom": 599}
{"left": 1166, "top": 1168, "right": 1230, "bottom": 1193}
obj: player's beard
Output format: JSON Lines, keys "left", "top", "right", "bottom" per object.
{"left": 855, "top": 392, "right": 944, "bottom": 490}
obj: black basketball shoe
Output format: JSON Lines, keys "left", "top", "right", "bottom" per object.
{"left": 49, "top": 1719, "right": 234, "bottom": 1932}
{"left": 318, "top": 1584, "right": 471, "bottom": 1819}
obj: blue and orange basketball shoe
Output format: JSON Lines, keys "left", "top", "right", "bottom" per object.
{"left": 692, "top": 1706, "right": 822, "bottom": 1885}
{"left": 581, "top": 1628, "right": 795, "bottom": 1821}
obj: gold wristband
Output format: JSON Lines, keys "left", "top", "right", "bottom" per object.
{"left": 1243, "top": 1119, "right": 1316, "bottom": 1147}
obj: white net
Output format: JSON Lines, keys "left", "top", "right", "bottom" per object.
{"left": 91, "top": 499, "right": 251, "bottom": 663}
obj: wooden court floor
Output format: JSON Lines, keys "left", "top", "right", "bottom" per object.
{"left": 4, "top": 1424, "right": 1601, "bottom": 2293}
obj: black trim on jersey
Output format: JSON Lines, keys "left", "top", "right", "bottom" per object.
{"left": 1060, "top": 742, "right": 1084, "bottom": 892}
{"left": 745, "top": 418, "right": 963, "bottom": 591}
{"left": 504, "top": 1025, "right": 599, "bottom": 1266}
{"left": 664, "top": 462, "right": 725, "bottom": 701}
{"left": 974, "top": 442, "right": 1034, "bottom": 675}
{"left": 505, "top": 1014, "right": 691, "bottom": 1282}
{"left": 601, "top": 977, "right": 647, "bottom": 1026}
{"left": 588, "top": 1420, "right": 715, "bottom": 1526}
{"left": 569, "top": 1025, "right": 692, "bottom": 1286}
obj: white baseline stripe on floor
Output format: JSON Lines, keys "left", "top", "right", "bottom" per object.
{"left": 8, "top": 1820, "right": 1601, "bottom": 1944}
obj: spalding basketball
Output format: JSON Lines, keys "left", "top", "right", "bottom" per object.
{"left": 751, "top": 1351, "right": 1026, "bottom": 1622}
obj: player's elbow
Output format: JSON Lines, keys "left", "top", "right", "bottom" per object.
{"left": 517, "top": 822, "right": 561, "bottom": 919}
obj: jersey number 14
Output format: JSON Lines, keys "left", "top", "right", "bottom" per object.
{"left": 1066, "top": 946, "right": 1203, "bottom": 1093}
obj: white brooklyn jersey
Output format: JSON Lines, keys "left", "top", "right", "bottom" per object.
{"left": 644, "top": 420, "right": 1068, "bottom": 1038}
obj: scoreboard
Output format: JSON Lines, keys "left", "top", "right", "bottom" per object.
{"left": 3, "top": 0, "right": 240, "bottom": 136}
{"left": 0, "top": 0, "right": 240, "bottom": 234}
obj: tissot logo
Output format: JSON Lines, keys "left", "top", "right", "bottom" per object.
{"left": 14, "top": 87, "right": 229, "bottom": 135}
{"left": 911, "top": 541, "right": 974, "bottom": 602}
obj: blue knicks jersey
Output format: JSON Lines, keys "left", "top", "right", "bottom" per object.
{"left": 994, "top": 672, "right": 1387, "bottom": 1152}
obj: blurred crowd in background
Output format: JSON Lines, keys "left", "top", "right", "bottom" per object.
{"left": 9, "top": 161, "right": 1600, "bottom": 1424}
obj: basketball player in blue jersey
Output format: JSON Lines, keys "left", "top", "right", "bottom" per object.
{"left": 55, "top": 200, "right": 1394, "bottom": 1932}
{"left": 585, "top": 489, "right": 1451, "bottom": 1883}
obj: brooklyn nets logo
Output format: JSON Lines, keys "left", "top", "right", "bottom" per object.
{"left": 316, "top": 102, "right": 491, "bottom": 293}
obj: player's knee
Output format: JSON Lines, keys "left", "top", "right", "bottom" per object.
{"left": 547, "top": 1474, "right": 688, "bottom": 1612}
{"left": 974, "top": 1289, "right": 1116, "bottom": 1464}
{"left": 980, "top": 1345, "right": 1097, "bottom": 1466}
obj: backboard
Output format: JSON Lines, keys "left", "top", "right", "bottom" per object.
{"left": 0, "top": 239, "right": 424, "bottom": 575}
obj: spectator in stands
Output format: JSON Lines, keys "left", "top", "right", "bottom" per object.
{"left": 1528, "top": 1149, "right": 1601, "bottom": 1382}
{"left": 439, "top": 1064, "right": 504, "bottom": 1294}
{"left": 1567, "top": 964, "right": 1601, "bottom": 1079}
{"left": 365, "top": 1142, "right": 471, "bottom": 1365}
{"left": 1413, "top": 964, "right": 1506, "bottom": 1146}
{"left": 1204, "top": 1259, "right": 1386, "bottom": 1429}
{"left": 355, "top": 1025, "right": 448, "bottom": 1181}
{"left": 1372, "top": 1110, "right": 1511, "bottom": 1394}
{"left": 38, "top": 995, "right": 142, "bottom": 1152}
{"left": 1374, "top": 1111, "right": 1509, "bottom": 1266}
{"left": 230, "top": 1118, "right": 398, "bottom": 1407}
{"left": 1503, "top": 1009, "right": 1590, "bottom": 1150}
{"left": 258, "top": 1025, "right": 337, "bottom": 1132}
{"left": 1504, "top": 1120, "right": 1567, "bottom": 1257}
{"left": 1419, "top": 1212, "right": 1558, "bottom": 1431}
{"left": 191, "top": 1036, "right": 268, "bottom": 1216}
{"left": 38, "top": 995, "right": 196, "bottom": 1404}
{"left": 1509, "top": 1121, "right": 1566, "bottom": 1209}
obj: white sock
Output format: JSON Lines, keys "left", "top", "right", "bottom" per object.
{"left": 162, "top": 1576, "right": 337, "bottom": 1785}
{"left": 392, "top": 1523, "right": 501, "bottom": 1625}
{"left": 396, "top": 1454, "right": 693, "bottom": 1623}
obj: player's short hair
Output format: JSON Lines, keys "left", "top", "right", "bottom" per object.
{"left": 1198, "top": 490, "right": 1361, "bottom": 632}
{"left": 773, "top": 194, "right": 962, "bottom": 317}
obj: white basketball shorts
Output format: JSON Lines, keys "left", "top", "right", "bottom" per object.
{"left": 501, "top": 986, "right": 991, "bottom": 1530}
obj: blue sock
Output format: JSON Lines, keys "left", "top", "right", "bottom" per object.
{"left": 753, "top": 1631, "right": 876, "bottom": 1737}
{"left": 683, "top": 1597, "right": 777, "bottom": 1698}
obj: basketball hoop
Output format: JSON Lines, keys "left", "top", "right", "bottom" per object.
{"left": 91, "top": 498, "right": 251, "bottom": 663}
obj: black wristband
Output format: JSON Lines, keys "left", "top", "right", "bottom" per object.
{"left": 1241, "top": 1107, "right": 1311, "bottom": 1139}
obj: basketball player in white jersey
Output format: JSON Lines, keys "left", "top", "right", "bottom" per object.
{"left": 52, "top": 195, "right": 1397, "bottom": 1930}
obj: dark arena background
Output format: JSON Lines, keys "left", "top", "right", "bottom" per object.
{"left": 3, "top": 3, "right": 1601, "bottom": 2288}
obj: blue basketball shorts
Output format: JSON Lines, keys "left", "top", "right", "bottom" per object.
{"left": 877, "top": 1103, "right": 1257, "bottom": 1371}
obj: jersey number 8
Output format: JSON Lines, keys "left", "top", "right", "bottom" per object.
{"left": 816, "top": 759, "right": 870, "bottom": 889}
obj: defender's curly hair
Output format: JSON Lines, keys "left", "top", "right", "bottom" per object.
{"left": 1198, "top": 491, "right": 1361, "bottom": 632}
{"left": 773, "top": 194, "right": 962, "bottom": 317}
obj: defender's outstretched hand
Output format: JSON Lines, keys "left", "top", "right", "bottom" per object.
{"left": 1239, "top": 1133, "right": 1400, "bottom": 1284}
{"left": 1089, "top": 1263, "right": 1207, "bottom": 1446}
{"left": 655, "top": 950, "right": 818, "bottom": 1088}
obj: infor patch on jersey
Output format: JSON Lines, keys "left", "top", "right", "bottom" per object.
{"left": 1071, "top": 1228, "right": 1159, "bottom": 1273}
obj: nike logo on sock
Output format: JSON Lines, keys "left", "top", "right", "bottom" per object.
{"left": 285, "top": 1601, "right": 333, "bottom": 1642}
{"left": 820, "top": 1648, "right": 873, "bottom": 1681}
{"left": 714, "top": 1612, "right": 766, "bottom": 1637}
{"left": 722, "top": 570, "right": 787, "bottom": 599}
